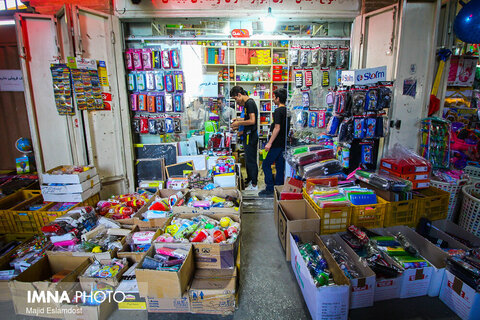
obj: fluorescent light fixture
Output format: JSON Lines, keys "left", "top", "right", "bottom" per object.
{"left": 0, "top": 20, "right": 15, "bottom": 26}
{"left": 262, "top": 7, "right": 277, "bottom": 33}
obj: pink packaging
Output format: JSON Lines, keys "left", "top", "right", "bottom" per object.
{"left": 130, "top": 93, "right": 138, "bottom": 111}
{"left": 125, "top": 50, "right": 133, "bottom": 70}
{"left": 192, "top": 200, "right": 211, "bottom": 208}
{"left": 156, "top": 247, "right": 188, "bottom": 259}
{"left": 142, "top": 49, "right": 153, "bottom": 70}
{"left": 132, "top": 49, "right": 143, "bottom": 70}
{"left": 132, "top": 231, "right": 156, "bottom": 245}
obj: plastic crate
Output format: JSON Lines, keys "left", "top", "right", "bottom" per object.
{"left": 430, "top": 179, "right": 468, "bottom": 221}
{"left": 414, "top": 187, "right": 450, "bottom": 222}
{"left": 34, "top": 193, "right": 100, "bottom": 230}
{"left": 303, "top": 189, "right": 350, "bottom": 234}
{"left": 0, "top": 190, "right": 42, "bottom": 233}
{"left": 9, "top": 194, "right": 50, "bottom": 233}
{"left": 383, "top": 198, "right": 418, "bottom": 227}
{"left": 350, "top": 196, "right": 387, "bottom": 229}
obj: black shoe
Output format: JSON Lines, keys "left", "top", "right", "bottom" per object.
{"left": 258, "top": 189, "right": 274, "bottom": 197}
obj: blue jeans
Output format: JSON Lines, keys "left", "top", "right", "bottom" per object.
{"left": 262, "top": 147, "right": 285, "bottom": 192}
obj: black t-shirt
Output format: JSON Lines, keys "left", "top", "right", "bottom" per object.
{"left": 243, "top": 98, "right": 258, "bottom": 133}
{"left": 270, "top": 106, "right": 287, "bottom": 148}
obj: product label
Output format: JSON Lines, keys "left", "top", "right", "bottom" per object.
{"left": 415, "top": 166, "right": 428, "bottom": 173}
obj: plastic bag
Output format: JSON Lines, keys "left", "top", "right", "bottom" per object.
{"left": 301, "top": 159, "right": 343, "bottom": 178}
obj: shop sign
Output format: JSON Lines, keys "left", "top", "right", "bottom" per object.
{"left": 341, "top": 66, "right": 387, "bottom": 85}
{"left": 0, "top": 69, "right": 23, "bottom": 91}
{"left": 231, "top": 29, "right": 249, "bottom": 38}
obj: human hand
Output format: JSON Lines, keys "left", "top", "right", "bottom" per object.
{"left": 265, "top": 143, "right": 272, "bottom": 152}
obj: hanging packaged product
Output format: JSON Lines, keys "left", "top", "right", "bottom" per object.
{"left": 149, "top": 117, "right": 158, "bottom": 135}
{"left": 311, "top": 46, "right": 319, "bottom": 66}
{"left": 290, "top": 46, "right": 300, "bottom": 66}
{"left": 295, "top": 70, "right": 304, "bottom": 88}
{"left": 318, "top": 110, "right": 327, "bottom": 128}
{"left": 339, "top": 46, "right": 350, "bottom": 69}
{"left": 420, "top": 118, "right": 451, "bottom": 169}
{"left": 156, "top": 93, "right": 165, "bottom": 112}
{"left": 327, "top": 115, "right": 342, "bottom": 136}
{"left": 125, "top": 50, "right": 134, "bottom": 70}
{"left": 174, "top": 94, "right": 183, "bottom": 112}
{"left": 341, "top": 145, "right": 350, "bottom": 168}
{"left": 321, "top": 68, "right": 330, "bottom": 87}
{"left": 302, "top": 92, "right": 310, "bottom": 108}
{"left": 140, "top": 117, "right": 149, "bottom": 134}
{"left": 309, "top": 111, "right": 319, "bottom": 128}
{"left": 132, "top": 117, "right": 140, "bottom": 133}
{"left": 50, "top": 64, "right": 74, "bottom": 115}
{"left": 165, "top": 117, "right": 174, "bottom": 133}
{"left": 174, "top": 71, "right": 184, "bottom": 92}
{"left": 325, "top": 90, "right": 335, "bottom": 107}
{"left": 300, "top": 46, "right": 310, "bottom": 67}
{"left": 154, "top": 71, "right": 164, "bottom": 91}
{"left": 132, "top": 50, "right": 143, "bottom": 70}
{"left": 157, "top": 118, "right": 165, "bottom": 134}
{"left": 165, "top": 94, "right": 173, "bottom": 112}
{"left": 293, "top": 106, "right": 309, "bottom": 130}
{"left": 165, "top": 73, "right": 175, "bottom": 92}
{"left": 365, "top": 117, "right": 377, "bottom": 138}
{"left": 354, "top": 117, "right": 365, "bottom": 139}
{"left": 147, "top": 94, "right": 156, "bottom": 113}
{"left": 128, "top": 73, "right": 136, "bottom": 91}
{"left": 377, "top": 81, "right": 394, "bottom": 109}
{"left": 361, "top": 142, "right": 374, "bottom": 164}
{"left": 351, "top": 86, "right": 367, "bottom": 115}
{"left": 153, "top": 50, "right": 162, "bottom": 69}
{"left": 142, "top": 49, "right": 153, "bottom": 70}
{"left": 365, "top": 86, "right": 378, "bottom": 111}
{"left": 338, "top": 118, "right": 354, "bottom": 143}
{"left": 329, "top": 46, "right": 338, "bottom": 67}
{"left": 319, "top": 46, "right": 329, "bottom": 68}
{"left": 138, "top": 93, "right": 147, "bottom": 111}
{"left": 162, "top": 50, "right": 171, "bottom": 69}
{"left": 170, "top": 49, "right": 181, "bottom": 68}
{"left": 305, "top": 69, "right": 313, "bottom": 87}
{"left": 376, "top": 116, "right": 388, "bottom": 138}
{"left": 174, "top": 118, "right": 182, "bottom": 133}
{"left": 334, "top": 89, "right": 351, "bottom": 115}
{"left": 146, "top": 72, "right": 155, "bottom": 90}
{"left": 135, "top": 73, "right": 146, "bottom": 91}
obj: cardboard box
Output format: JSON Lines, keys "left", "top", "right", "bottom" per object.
{"left": 374, "top": 277, "right": 403, "bottom": 301}
{"left": 115, "top": 263, "right": 147, "bottom": 311}
{"left": 439, "top": 270, "right": 480, "bottom": 320}
{"left": 42, "top": 183, "right": 101, "bottom": 203}
{"left": 421, "top": 224, "right": 470, "bottom": 250}
{"left": 0, "top": 237, "right": 32, "bottom": 301}
{"left": 273, "top": 185, "right": 283, "bottom": 229}
{"left": 41, "top": 175, "right": 100, "bottom": 194}
{"left": 164, "top": 214, "right": 240, "bottom": 269}
{"left": 146, "top": 292, "right": 190, "bottom": 313}
{"left": 278, "top": 199, "right": 320, "bottom": 261}
{"left": 189, "top": 268, "right": 237, "bottom": 315}
{"left": 42, "top": 166, "right": 97, "bottom": 184}
{"left": 9, "top": 254, "right": 91, "bottom": 318}
{"left": 213, "top": 174, "right": 236, "bottom": 188}
{"left": 131, "top": 190, "right": 182, "bottom": 229}
{"left": 62, "top": 295, "right": 117, "bottom": 320}
{"left": 174, "top": 189, "right": 242, "bottom": 216}
{"left": 135, "top": 242, "right": 194, "bottom": 299}
{"left": 78, "top": 259, "right": 129, "bottom": 291}
{"left": 383, "top": 226, "right": 449, "bottom": 297}
{"left": 290, "top": 232, "right": 350, "bottom": 320}
{"left": 117, "top": 229, "right": 162, "bottom": 263}
{"left": 320, "top": 234, "right": 376, "bottom": 309}
{"left": 432, "top": 219, "right": 480, "bottom": 248}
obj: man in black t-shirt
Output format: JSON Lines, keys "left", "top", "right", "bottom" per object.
{"left": 259, "top": 88, "right": 288, "bottom": 197}
{"left": 230, "top": 86, "right": 259, "bottom": 190}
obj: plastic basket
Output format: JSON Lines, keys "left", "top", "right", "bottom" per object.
{"left": 0, "top": 190, "right": 42, "bottom": 233}
{"left": 34, "top": 193, "right": 100, "bottom": 230}
{"left": 303, "top": 189, "right": 350, "bottom": 234}
{"left": 414, "top": 187, "right": 450, "bottom": 223}
{"left": 350, "top": 197, "right": 387, "bottom": 229}
{"left": 9, "top": 194, "right": 50, "bottom": 233}
{"left": 458, "top": 184, "right": 480, "bottom": 237}
{"left": 430, "top": 179, "right": 468, "bottom": 221}
{"left": 383, "top": 198, "right": 418, "bottom": 227}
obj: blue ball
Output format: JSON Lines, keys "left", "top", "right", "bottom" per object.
{"left": 454, "top": 0, "right": 480, "bottom": 44}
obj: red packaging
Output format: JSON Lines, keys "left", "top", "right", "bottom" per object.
{"left": 279, "top": 192, "right": 303, "bottom": 200}
{"left": 380, "top": 158, "right": 431, "bottom": 175}
{"left": 140, "top": 117, "right": 148, "bottom": 134}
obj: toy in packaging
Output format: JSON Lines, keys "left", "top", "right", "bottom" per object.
{"left": 157, "top": 118, "right": 165, "bottom": 133}
{"left": 138, "top": 93, "right": 147, "bottom": 111}
{"left": 140, "top": 117, "right": 148, "bottom": 134}
{"left": 161, "top": 50, "right": 171, "bottom": 69}
{"left": 174, "top": 71, "right": 184, "bottom": 92}
{"left": 135, "top": 73, "right": 146, "bottom": 91}
{"left": 321, "top": 68, "right": 330, "bottom": 87}
{"left": 165, "top": 117, "right": 174, "bottom": 133}
{"left": 165, "top": 73, "right": 175, "bottom": 92}
{"left": 305, "top": 69, "right": 313, "bottom": 87}
{"left": 327, "top": 115, "right": 341, "bottom": 136}
{"left": 354, "top": 117, "right": 365, "bottom": 139}
{"left": 156, "top": 93, "right": 165, "bottom": 112}
{"left": 420, "top": 118, "right": 451, "bottom": 169}
{"left": 290, "top": 47, "right": 300, "bottom": 65}
{"left": 309, "top": 111, "right": 318, "bottom": 128}
{"left": 133, "top": 50, "right": 143, "bottom": 70}
{"left": 300, "top": 47, "right": 309, "bottom": 67}
{"left": 128, "top": 73, "right": 136, "bottom": 91}
{"left": 174, "top": 118, "right": 182, "bottom": 133}
{"left": 302, "top": 92, "right": 310, "bottom": 108}
{"left": 147, "top": 94, "right": 156, "bottom": 113}
{"left": 295, "top": 70, "right": 304, "bottom": 88}
{"left": 339, "top": 46, "right": 349, "bottom": 69}
{"left": 378, "top": 81, "right": 393, "bottom": 109}
{"left": 130, "top": 93, "right": 138, "bottom": 111}
{"left": 329, "top": 46, "right": 338, "bottom": 67}
{"left": 132, "top": 117, "right": 140, "bottom": 133}
{"left": 365, "top": 118, "right": 376, "bottom": 138}
{"left": 361, "top": 143, "right": 373, "bottom": 164}
{"left": 148, "top": 118, "right": 157, "bottom": 135}
{"left": 311, "top": 47, "right": 319, "bottom": 66}
{"left": 365, "top": 86, "right": 378, "bottom": 111}
{"left": 318, "top": 110, "right": 326, "bottom": 128}
{"left": 125, "top": 50, "right": 133, "bottom": 70}
{"left": 152, "top": 50, "right": 162, "bottom": 69}
{"left": 165, "top": 94, "right": 173, "bottom": 112}
{"left": 170, "top": 49, "right": 181, "bottom": 68}
{"left": 351, "top": 86, "right": 367, "bottom": 115}
{"left": 154, "top": 71, "right": 164, "bottom": 91}
{"left": 174, "top": 94, "right": 183, "bottom": 112}
{"left": 319, "top": 47, "right": 328, "bottom": 68}
{"left": 142, "top": 49, "right": 153, "bottom": 70}
{"left": 146, "top": 72, "right": 155, "bottom": 90}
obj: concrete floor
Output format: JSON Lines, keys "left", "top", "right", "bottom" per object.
{"left": 0, "top": 195, "right": 462, "bottom": 320}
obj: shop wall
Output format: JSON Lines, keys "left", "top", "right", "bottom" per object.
{"left": 0, "top": 25, "right": 30, "bottom": 170}
{"left": 29, "top": 0, "right": 112, "bottom": 15}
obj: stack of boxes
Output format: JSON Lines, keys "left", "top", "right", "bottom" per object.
{"left": 252, "top": 49, "right": 271, "bottom": 65}
{"left": 379, "top": 159, "right": 432, "bottom": 190}
{"left": 273, "top": 65, "right": 288, "bottom": 81}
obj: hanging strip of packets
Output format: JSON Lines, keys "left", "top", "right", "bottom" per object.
{"left": 50, "top": 64, "right": 75, "bottom": 115}
{"left": 70, "top": 68, "right": 104, "bottom": 110}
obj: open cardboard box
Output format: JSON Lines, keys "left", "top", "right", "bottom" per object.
{"left": 117, "top": 228, "right": 162, "bottom": 263}
{"left": 78, "top": 258, "right": 130, "bottom": 292}
{"left": 135, "top": 242, "right": 194, "bottom": 299}
{"left": 42, "top": 166, "right": 97, "bottom": 184}
{"left": 439, "top": 269, "right": 480, "bottom": 320}
{"left": 278, "top": 199, "right": 320, "bottom": 261}
{"left": 161, "top": 213, "right": 240, "bottom": 269}
{"left": 0, "top": 237, "right": 33, "bottom": 301}
{"left": 41, "top": 175, "right": 100, "bottom": 195}
{"left": 290, "top": 231, "right": 350, "bottom": 320}
{"left": 8, "top": 254, "right": 91, "bottom": 318}
{"left": 320, "top": 234, "right": 376, "bottom": 309}
{"left": 61, "top": 283, "right": 118, "bottom": 320}
{"left": 432, "top": 219, "right": 480, "bottom": 248}
{"left": 115, "top": 263, "right": 147, "bottom": 311}
{"left": 173, "top": 189, "right": 242, "bottom": 216}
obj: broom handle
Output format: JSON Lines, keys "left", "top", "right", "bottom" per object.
{"left": 431, "top": 60, "right": 445, "bottom": 97}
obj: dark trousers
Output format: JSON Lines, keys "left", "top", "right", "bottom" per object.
{"left": 243, "top": 131, "right": 258, "bottom": 186}
{"left": 262, "top": 147, "right": 285, "bottom": 191}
